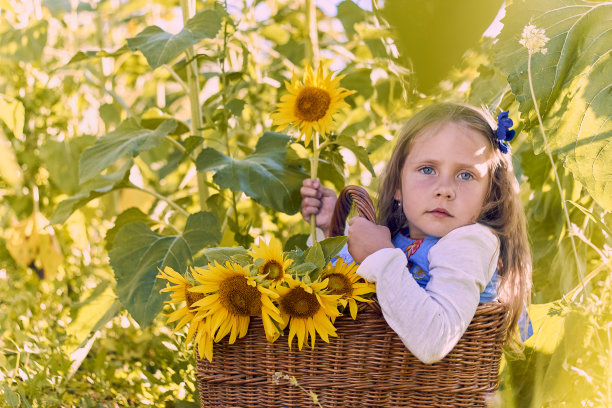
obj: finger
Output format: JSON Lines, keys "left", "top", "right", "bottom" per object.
{"left": 347, "top": 216, "right": 363, "bottom": 225}
{"left": 301, "top": 206, "right": 319, "bottom": 218}
{"left": 302, "top": 178, "right": 320, "bottom": 188}
{"left": 300, "top": 186, "right": 321, "bottom": 199}
{"left": 302, "top": 197, "right": 321, "bottom": 208}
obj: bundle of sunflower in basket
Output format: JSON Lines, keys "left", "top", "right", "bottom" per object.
{"left": 157, "top": 237, "right": 375, "bottom": 362}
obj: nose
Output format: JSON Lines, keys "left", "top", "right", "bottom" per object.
{"left": 435, "top": 177, "right": 455, "bottom": 200}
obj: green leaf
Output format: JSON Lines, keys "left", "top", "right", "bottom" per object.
{"left": 51, "top": 160, "right": 132, "bottom": 225}
{"left": 41, "top": 136, "right": 95, "bottom": 194}
{"left": 196, "top": 132, "right": 307, "bottom": 214}
{"left": 226, "top": 98, "right": 246, "bottom": 116}
{"left": 381, "top": 0, "right": 503, "bottom": 91}
{"left": 304, "top": 242, "right": 325, "bottom": 269}
{"left": 334, "top": 135, "right": 375, "bottom": 175}
{"left": 141, "top": 107, "right": 190, "bottom": 135}
{"left": 200, "top": 247, "right": 249, "bottom": 266}
{"left": 366, "top": 135, "right": 388, "bottom": 154}
{"left": 79, "top": 118, "right": 176, "bottom": 183}
{"left": 2, "top": 384, "right": 19, "bottom": 407}
{"left": 66, "top": 283, "right": 121, "bottom": 350}
{"left": 319, "top": 236, "right": 348, "bottom": 265}
{"left": 68, "top": 46, "right": 129, "bottom": 64}
{"left": 0, "top": 97, "right": 24, "bottom": 186}
{"left": 494, "top": 0, "right": 612, "bottom": 210}
{"left": 110, "top": 212, "right": 221, "bottom": 327}
{"left": 105, "top": 207, "right": 156, "bottom": 251}
{"left": 126, "top": 9, "right": 222, "bottom": 69}
{"left": 0, "top": 20, "right": 48, "bottom": 62}
{"left": 284, "top": 233, "right": 309, "bottom": 251}
{"left": 0, "top": 96, "right": 24, "bottom": 138}
{"left": 337, "top": 0, "right": 367, "bottom": 38}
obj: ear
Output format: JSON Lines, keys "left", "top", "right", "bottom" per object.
{"left": 394, "top": 188, "right": 402, "bottom": 201}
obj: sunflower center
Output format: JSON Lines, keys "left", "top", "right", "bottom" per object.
{"left": 185, "top": 285, "right": 205, "bottom": 309}
{"left": 279, "top": 287, "right": 320, "bottom": 318}
{"left": 219, "top": 276, "right": 262, "bottom": 316}
{"left": 295, "top": 87, "right": 331, "bottom": 122}
{"left": 262, "top": 260, "right": 284, "bottom": 281}
{"left": 324, "top": 273, "right": 353, "bottom": 296}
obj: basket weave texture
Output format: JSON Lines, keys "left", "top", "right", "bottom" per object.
{"left": 196, "top": 186, "right": 509, "bottom": 407}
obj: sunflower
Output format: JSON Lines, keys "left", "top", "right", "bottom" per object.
{"left": 248, "top": 237, "right": 293, "bottom": 288}
{"left": 189, "top": 261, "right": 283, "bottom": 343}
{"left": 321, "top": 259, "right": 376, "bottom": 320}
{"left": 276, "top": 277, "right": 342, "bottom": 350}
{"left": 157, "top": 266, "right": 214, "bottom": 361}
{"left": 270, "top": 63, "right": 356, "bottom": 146}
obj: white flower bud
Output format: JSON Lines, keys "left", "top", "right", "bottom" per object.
{"left": 519, "top": 24, "right": 550, "bottom": 55}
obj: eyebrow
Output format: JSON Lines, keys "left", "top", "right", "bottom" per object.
{"left": 411, "top": 158, "right": 483, "bottom": 168}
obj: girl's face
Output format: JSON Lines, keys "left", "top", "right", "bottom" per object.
{"left": 395, "top": 122, "right": 493, "bottom": 239}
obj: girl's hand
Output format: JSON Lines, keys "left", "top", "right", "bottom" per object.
{"left": 347, "top": 216, "right": 394, "bottom": 263}
{"left": 300, "top": 178, "right": 337, "bottom": 237}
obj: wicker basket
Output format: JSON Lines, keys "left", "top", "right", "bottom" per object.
{"left": 197, "top": 186, "right": 509, "bottom": 407}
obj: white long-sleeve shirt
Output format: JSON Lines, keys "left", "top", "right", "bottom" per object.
{"left": 356, "top": 223, "right": 500, "bottom": 364}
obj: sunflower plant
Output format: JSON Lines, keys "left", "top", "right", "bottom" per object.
{"left": 157, "top": 236, "right": 376, "bottom": 359}
{"left": 270, "top": 63, "right": 356, "bottom": 244}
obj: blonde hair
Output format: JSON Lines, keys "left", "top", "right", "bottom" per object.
{"left": 378, "top": 102, "right": 532, "bottom": 344}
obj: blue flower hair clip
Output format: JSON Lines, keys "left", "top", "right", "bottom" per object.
{"left": 496, "top": 111, "right": 515, "bottom": 154}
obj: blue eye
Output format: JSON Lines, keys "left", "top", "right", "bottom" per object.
{"left": 459, "top": 172, "right": 473, "bottom": 181}
{"left": 419, "top": 166, "right": 434, "bottom": 175}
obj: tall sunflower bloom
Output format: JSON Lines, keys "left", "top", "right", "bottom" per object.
{"left": 321, "top": 259, "right": 376, "bottom": 320}
{"left": 270, "top": 63, "right": 356, "bottom": 146}
{"left": 248, "top": 237, "right": 293, "bottom": 288}
{"left": 157, "top": 266, "right": 214, "bottom": 361}
{"left": 189, "top": 261, "right": 283, "bottom": 343}
{"left": 276, "top": 277, "right": 341, "bottom": 350}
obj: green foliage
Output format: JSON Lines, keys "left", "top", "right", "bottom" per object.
{"left": 127, "top": 9, "right": 223, "bottom": 69}
{"left": 0, "top": 0, "right": 610, "bottom": 405}
{"left": 494, "top": 0, "right": 612, "bottom": 210}
{"left": 110, "top": 212, "right": 221, "bottom": 327}
{"left": 196, "top": 132, "right": 307, "bottom": 214}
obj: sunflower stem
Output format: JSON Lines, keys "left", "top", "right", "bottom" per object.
{"left": 305, "top": 0, "right": 319, "bottom": 65}
{"left": 310, "top": 132, "right": 320, "bottom": 243}
{"left": 179, "top": 0, "right": 209, "bottom": 211}
{"left": 527, "top": 53, "right": 588, "bottom": 298}
{"left": 219, "top": 0, "right": 241, "bottom": 233}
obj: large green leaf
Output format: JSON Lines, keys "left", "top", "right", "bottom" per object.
{"left": 195, "top": 132, "right": 307, "bottom": 214}
{"left": 51, "top": 160, "right": 132, "bottom": 224}
{"left": 41, "top": 135, "right": 95, "bottom": 194}
{"left": 126, "top": 9, "right": 222, "bottom": 69}
{"left": 79, "top": 118, "right": 176, "bottom": 183}
{"left": 381, "top": 0, "right": 504, "bottom": 91}
{"left": 494, "top": 0, "right": 612, "bottom": 210}
{"left": 110, "top": 212, "right": 221, "bottom": 327}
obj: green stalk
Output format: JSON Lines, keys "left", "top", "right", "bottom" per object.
{"left": 129, "top": 184, "right": 190, "bottom": 218}
{"left": 180, "top": 0, "right": 209, "bottom": 211}
{"left": 219, "top": 0, "right": 240, "bottom": 230}
{"left": 527, "top": 54, "right": 588, "bottom": 297}
{"left": 310, "top": 132, "right": 320, "bottom": 242}
{"left": 305, "top": 0, "right": 319, "bottom": 65}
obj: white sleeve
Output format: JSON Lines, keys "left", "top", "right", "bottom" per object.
{"left": 356, "top": 224, "right": 499, "bottom": 364}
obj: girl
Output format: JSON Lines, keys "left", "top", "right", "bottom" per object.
{"left": 301, "top": 103, "right": 532, "bottom": 364}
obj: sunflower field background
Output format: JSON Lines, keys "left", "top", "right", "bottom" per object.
{"left": 0, "top": 0, "right": 610, "bottom": 406}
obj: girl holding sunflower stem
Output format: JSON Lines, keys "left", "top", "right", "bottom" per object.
{"left": 270, "top": 63, "right": 356, "bottom": 244}
{"left": 301, "top": 103, "right": 533, "bottom": 363}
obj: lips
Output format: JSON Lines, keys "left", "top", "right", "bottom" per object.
{"left": 428, "top": 208, "right": 452, "bottom": 217}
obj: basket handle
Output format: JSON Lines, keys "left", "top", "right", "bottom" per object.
{"left": 329, "top": 185, "right": 376, "bottom": 237}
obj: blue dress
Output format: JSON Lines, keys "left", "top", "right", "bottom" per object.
{"left": 334, "top": 227, "right": 532, "bottom": 339}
